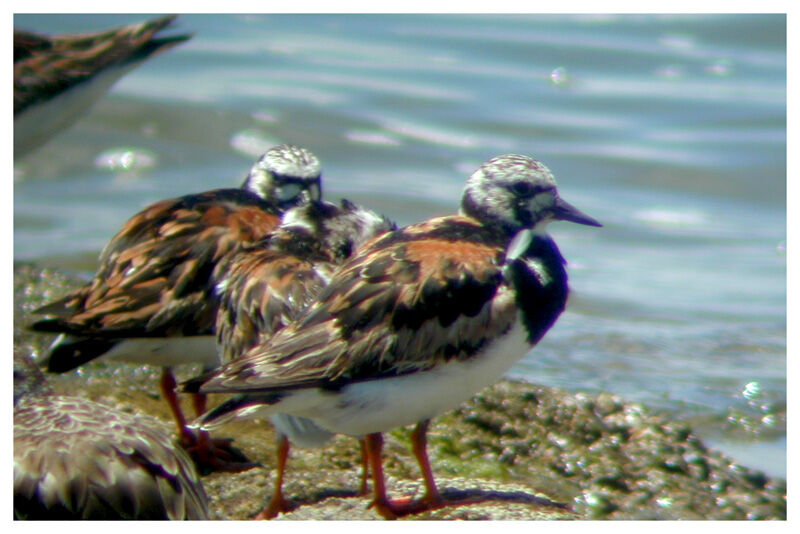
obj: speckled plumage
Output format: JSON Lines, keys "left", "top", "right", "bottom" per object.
{"left": 30, "top": 144, "right": 322, "bottom": 473}
{"left": 214, "top": 197, "right": 396, "bottom": 365}
{"left": 32, "top": 144, "right": 322, "bottom": 368}
{"left": 211, "top": 197, "right": 395, "bottom": 517}
{"left": 189, "top": 154, "right": 601, "bottom": 518}
{"left": 13, "top": 352, "right": 208, "bottom": 520}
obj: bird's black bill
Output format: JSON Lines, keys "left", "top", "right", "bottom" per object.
{"left": 553, "top": 197, "right": 602, "bottom": 227}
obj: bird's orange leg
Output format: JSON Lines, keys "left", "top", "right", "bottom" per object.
{"left": 358, "top": 438, "right": 370, "bottom": 496}
{"left": 254, "top": 433, "right": 292, "bottom": 519}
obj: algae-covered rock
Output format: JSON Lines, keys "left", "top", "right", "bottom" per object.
{"left": 13, "top": 262, "right": 786, "bottom": 520}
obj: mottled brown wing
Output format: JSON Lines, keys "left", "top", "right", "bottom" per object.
{"left": 33, "top": 192, "right": 281, "bottom": 338}
{"left": 205, "top": 216, "right": 518, "bottom": 393}
{"left": 215, "top": 246, "right": 333, "bottom": 364}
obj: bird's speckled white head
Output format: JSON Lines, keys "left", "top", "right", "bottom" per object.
{"left": 320, "top": 199, "right": 397, "bottom": 259}
{"left": 278, "top": 198, "right": 396, "bottom": 262}
{"left": 243, "top": 144, "right": 322, "bottom": 209}
{"left": 461, "top": 154, "right": 601, "bottom": 236}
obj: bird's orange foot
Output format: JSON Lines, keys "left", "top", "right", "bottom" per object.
{"left": 369, "top": 494, "right": 445, "bottom": 520}
{"left": 253, "top": 494, "right": 294, "bottom": 520}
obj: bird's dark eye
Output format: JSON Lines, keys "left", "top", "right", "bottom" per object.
{"left": 337, "top": 241, "right": 354, "bottom": 260}
{"left": 509, "top": 181, "right": 535, "bottom": 196}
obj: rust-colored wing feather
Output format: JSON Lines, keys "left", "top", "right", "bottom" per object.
{"left": 32, "top": 190, "right": 280, "bottom": 338}
{"left": 202, "top": 216, "right": 519, "bottom": 393}
{"left": 215, "top": 246, "right": 333, "bottom": 364}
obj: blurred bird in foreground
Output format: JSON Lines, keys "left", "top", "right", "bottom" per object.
{"left": 14, "top": 351, "right": 208, "bottom": 520}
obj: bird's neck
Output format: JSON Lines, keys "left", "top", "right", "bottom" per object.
{"left": 504, "top": 232, "right": 569, "bottom": 345}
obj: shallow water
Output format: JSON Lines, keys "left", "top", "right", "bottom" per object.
{"left": 13, "top": 14, "right": 786, "bottom": 477}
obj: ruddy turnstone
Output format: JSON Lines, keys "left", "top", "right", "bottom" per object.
{"left": 30, "top": 144, "right": 322, "bottom": 473}
{"left": 13, "top": 351, "right": 208, "bottom": 520}
{"left": 14, "top": 15, "right": 191, "bottom": 157}
{"left": 187, "top": 154, "right": 601, "bottom": 518}
{"left": 213, "top": 197, "right": 395, "bottom": 518}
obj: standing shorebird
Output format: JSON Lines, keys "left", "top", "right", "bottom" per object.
{"left": 13, "top": 351, "right": 208, "bottom": 520}
{"left": 30, "top": 144, "right": 322, "bottom": 473}
{"left": 14, "top": 15, "right": 191, "bottom": 157}
{"left": 213, "top": 197, "right": 395, "bottom": 518}
{"left": 187, "top": 154, "right": 601, "bottom": 518}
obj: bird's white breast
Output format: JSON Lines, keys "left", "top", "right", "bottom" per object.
{"left": 281, "top": 312, "right": 532, "bottom": 436}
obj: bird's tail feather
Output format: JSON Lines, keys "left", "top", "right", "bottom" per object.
{"left": 37, "top": 334, "right": 118, "bottom": 373}
{"left": 192, "top": 393, "right": 284, "bottom": 431}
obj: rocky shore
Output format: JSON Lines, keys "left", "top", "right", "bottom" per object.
{"left": 13, "top": 262, "right": 786, "bottom": 520}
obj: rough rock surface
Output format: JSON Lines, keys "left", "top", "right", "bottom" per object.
{"left": 14, "top": 262, "right": 786, "bottom": 520}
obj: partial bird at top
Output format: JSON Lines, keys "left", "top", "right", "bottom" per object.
{"left": 14, "top": 14, "right": 192, "bottom": 157}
